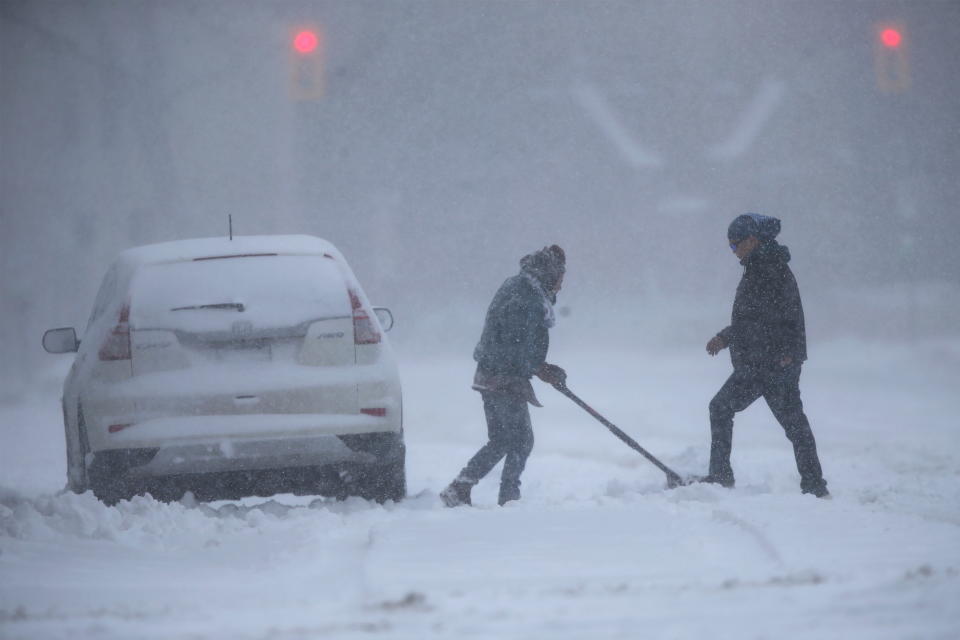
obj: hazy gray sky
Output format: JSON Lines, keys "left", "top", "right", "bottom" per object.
{"left": 2, "top": 1, "right": 959, "bottom": 390}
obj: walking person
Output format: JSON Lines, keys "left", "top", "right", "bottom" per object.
{"left": 703, "top": 214, "right": 829, "bottom": 497}
{"left": 441, "top": 245, "right": 567, "bottom": 507}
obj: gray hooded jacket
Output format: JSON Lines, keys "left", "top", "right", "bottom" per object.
{"left": 472, "top": 272, "right": 554, "bottom": 403}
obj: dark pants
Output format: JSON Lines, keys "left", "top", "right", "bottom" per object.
{"left": 709, "top": 364, "right": 826, "bottom": 494}
{"left": 459, "top": 391, "right": 534, "bottom": 504}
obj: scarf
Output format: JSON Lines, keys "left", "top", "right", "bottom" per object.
{"left": 521, "top": 269, "right": 556, "bottom": 328}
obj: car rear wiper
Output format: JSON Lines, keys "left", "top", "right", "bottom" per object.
{"left": 171, "top": 303, "right": 245, "bottom": 312}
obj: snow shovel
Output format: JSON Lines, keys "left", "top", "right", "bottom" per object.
{"left": 552, "top": 382, "right": 689, "bottom": 488}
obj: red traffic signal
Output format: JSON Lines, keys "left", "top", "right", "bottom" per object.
{"left": 293, "top": 30, "right": 319, "bottom": 55}
{"left": 874, "top": 23, "right": 909, "bottom": 92}
{"left": 880, "top": 28, "right": 902, "bottom": 49}
{"left": 290, "top": 26, "right": 325, "bottom": 100}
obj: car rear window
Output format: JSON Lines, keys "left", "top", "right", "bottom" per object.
{"left": 129, "top": 255, "right": 351, "bottom": 331}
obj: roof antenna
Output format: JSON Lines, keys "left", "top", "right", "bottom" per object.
{"left": 229, "top": 215, "right": 233, "bottom": 241}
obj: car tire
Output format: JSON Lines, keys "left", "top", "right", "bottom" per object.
{"left": 86, "top": 448, "right": 159, "bottom": 506}
{"left": 66, "top": 406, "right": 91, "bottom": 494}
{"left": 87, "top": 456, "right": 129, "bottom": 506}
{"left": 74, "top": 407, "right": 131, "bottom": 505}
{"left": 357, "top": 454, "right": 407, "bottom": 504}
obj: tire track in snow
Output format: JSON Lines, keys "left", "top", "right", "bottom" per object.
{"left": 711, "top": 509, "right": 783, "bottom": 567}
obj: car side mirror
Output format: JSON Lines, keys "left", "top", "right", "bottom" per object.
{"left": 43, "top": 327, "right": 79, "bottom": 354}
{"left": 373, "top": 307, "right": 394, "bottom": 332}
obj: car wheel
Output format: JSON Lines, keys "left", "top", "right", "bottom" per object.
{"left": 336, "top": 432, "right": 406, "bottom": 503}
{"left": 66, "top": 406, "right": 91, "bottom": 494}
{"left": 86, "top": 448, "right": 158, "bottom": 506}
{"left": 87, "top": 456, "right": 129, "bottom": 506}
{"left": 77, "top": 408, "right": 125, "bottom": 504}
{"left": 358, "top": 454, "right": 407, "bottom": 504}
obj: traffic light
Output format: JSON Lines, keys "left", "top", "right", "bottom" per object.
{"left": 290, "top": 27, "right": 324, "bottom": 100}
{"left": 874, "top": 23, "right": 909, "bottom": 92}
{"left": 880, "top": 28, "right": 902, "bottom": 49}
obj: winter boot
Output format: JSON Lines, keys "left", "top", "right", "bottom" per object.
{"left": 440, "top": 478, "right": 473, "bottom": 507}
{"left": 497, "top": 484, "right": 521, "bottom": 506}
{"left": 802, "top": 481, "right": 830, "bottom": 499}
{"left": 697, "top": 474, "right": 735, "bottom": 488}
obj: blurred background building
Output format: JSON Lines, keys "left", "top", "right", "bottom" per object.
{"left": 2, "top": 1, "right": 959, "bottom": 396}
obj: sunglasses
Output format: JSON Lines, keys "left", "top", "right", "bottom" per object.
{"left": 729, "top": 239, "right": 742, "bottom": 251}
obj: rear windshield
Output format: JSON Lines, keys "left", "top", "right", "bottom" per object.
{"left": 129, "top": 255, "right": 350, "bottom": 331}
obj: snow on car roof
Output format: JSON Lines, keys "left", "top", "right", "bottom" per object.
{"left": 115, "top": 235, "right": 343, "bottom": 267}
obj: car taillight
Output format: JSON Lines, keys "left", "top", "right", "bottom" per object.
{"left": 349, "top": 289, "right": 381, "bottom": 345}
{"left": 98, "top": 304, "right": 131, "bottom": 361}
{"left": 361, "top": 408, "right": 386, "bottom": 417}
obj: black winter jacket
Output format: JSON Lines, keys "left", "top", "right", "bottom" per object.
{"left": 719, "top": 241, "right": 807, "bottom": 371}
{"left": 473, "top": 274, "right": 551, "bottom": 379}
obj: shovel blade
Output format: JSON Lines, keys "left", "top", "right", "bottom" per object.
{"left": 665, "top": 473, "right": 694, "bottom": 489}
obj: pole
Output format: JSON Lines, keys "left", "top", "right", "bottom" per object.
{"left": 553, "top": 382, "right": 687, "bottom": 488}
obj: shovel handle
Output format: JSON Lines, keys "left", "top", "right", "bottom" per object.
{"left": 554, "top": 382, "right": 686, "bottom": 487}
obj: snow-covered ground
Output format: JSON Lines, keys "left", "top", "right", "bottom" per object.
{"left": 2, "top": 341, "right": 959, "bottom": 639}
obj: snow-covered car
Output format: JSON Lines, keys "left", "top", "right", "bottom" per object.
{"left": 42, "top": 235, "right": 404, "bottom": 504}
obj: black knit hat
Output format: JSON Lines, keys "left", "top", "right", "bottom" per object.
{"left": 728, "top": 213, "right": 781, "bottom": 243}
{"left": 520, "top": 245, "right": 566, "bottom": 289}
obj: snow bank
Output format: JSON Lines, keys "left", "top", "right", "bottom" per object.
{"left": 1, "top": 342, "right": 958, "bottom": 639}
{"left": 0, "top": 485, "right": 392, "bottom": 547}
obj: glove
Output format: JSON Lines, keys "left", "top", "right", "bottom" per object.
{"left": 536, "top": 363, "right": 567, "bottom": 386}
{"left": 706, "top": 334, "right": 727, "bottom": 356}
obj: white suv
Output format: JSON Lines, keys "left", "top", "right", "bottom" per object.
{"left": 43, "top": 235, "right": 404, "bottom": 504}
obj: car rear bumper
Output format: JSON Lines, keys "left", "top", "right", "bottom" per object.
{"left": 101, "top": 412, "right": 399, "bottom": 450}
{"left": 80, "top": 363, "right": 402, "bottom": 451}
{"left": 89, "top": 430, "right": 404, "bottom": 481}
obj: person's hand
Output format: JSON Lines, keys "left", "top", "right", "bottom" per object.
{"left": 536, "top": 363, "right": 567, "bottom": 386}
{"left": 779, "top": 356, "right": 793, "bottom": 368}
{"left": 706, "top": 335, "right": 727, "bottom": 356}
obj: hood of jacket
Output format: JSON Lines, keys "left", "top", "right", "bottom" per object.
{"left": 743, "top": 240, "right": 791, "bottom": 267}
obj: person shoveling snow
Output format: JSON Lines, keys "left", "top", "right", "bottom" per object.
{"left": 441, "top": 245, "right": 567, "bottom": 507}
